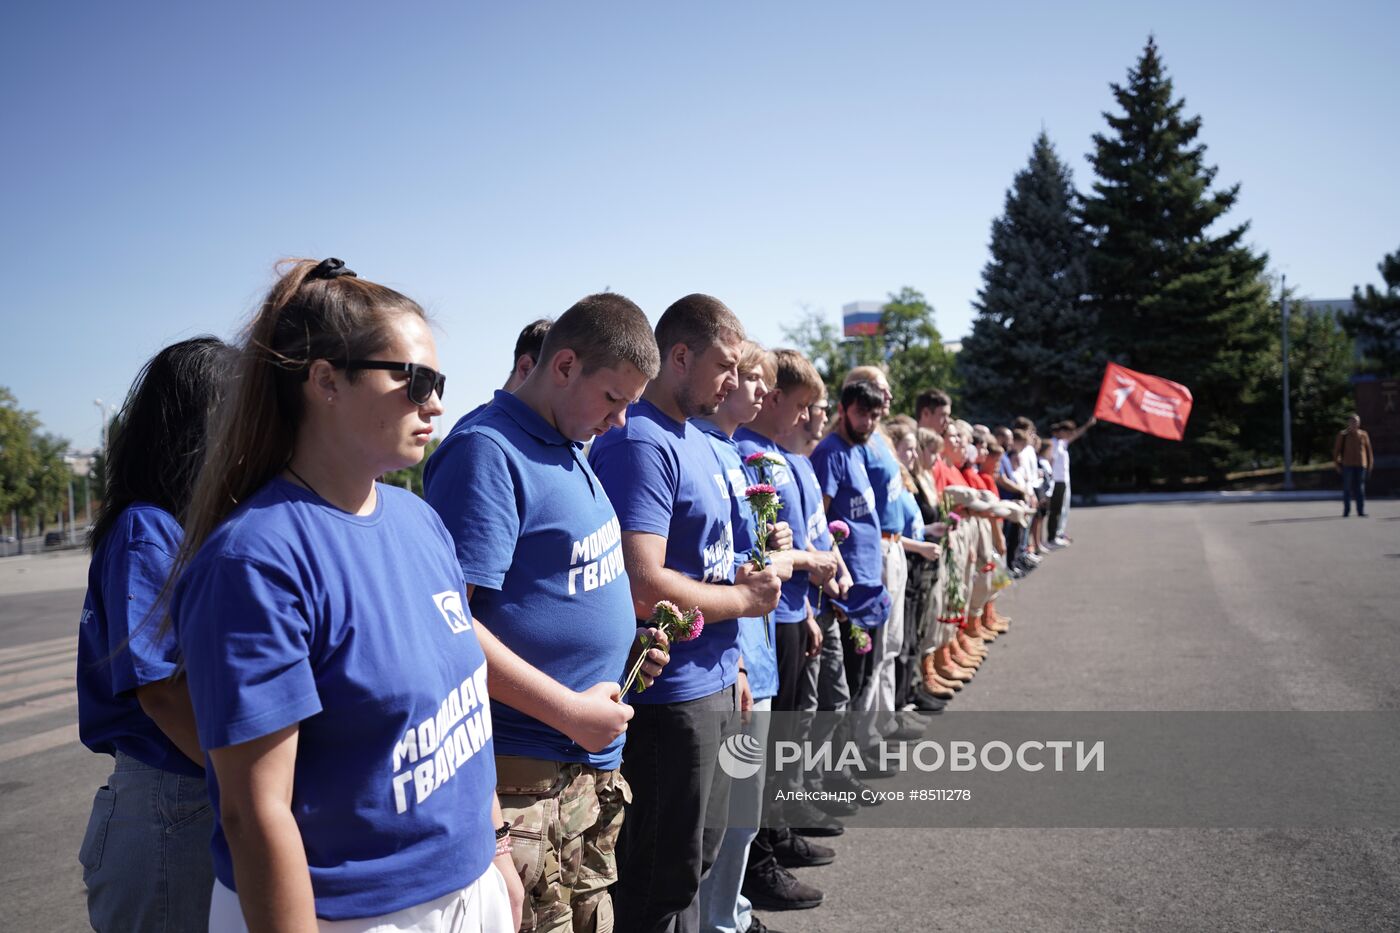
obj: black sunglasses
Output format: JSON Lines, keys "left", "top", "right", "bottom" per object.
{"left": 336, "top": 360, "right": 446, "bottom": 405}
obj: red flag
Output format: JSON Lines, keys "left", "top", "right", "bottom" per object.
{"left": 1093, "top": 363, "right": 1193, "bottom": 441}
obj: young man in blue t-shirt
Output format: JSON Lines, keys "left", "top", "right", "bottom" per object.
{"left": 694, "top": 343, "right": 828, "bottom": 926}
{"left": 589, "top": 294, "right": 783, "bottom": 933}
{"left": 811, "top": 379, "right": 892, "bottom": 756}
{"left": 424, "top": 295, "right": 669, "bottom": 933}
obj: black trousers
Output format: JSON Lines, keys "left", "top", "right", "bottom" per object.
{"left": 1047, "top": 481, "right": 1068, "bottom": 540}
{"left": 896, "top": 554, "right": 937, "bottom": 707}
{"left": 773, "top": 621, "right": 809, "bottom": 713}
{"left": 614, "top": 686, "right": 737, "bottom": 933}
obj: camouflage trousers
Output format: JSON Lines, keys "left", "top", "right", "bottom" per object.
{"left": 496, "top": 755, "right": 631, "bottom": 933}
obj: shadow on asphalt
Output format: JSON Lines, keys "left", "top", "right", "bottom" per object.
{"left": 1249, "top": 515, "right": 1348, "bottom": 525}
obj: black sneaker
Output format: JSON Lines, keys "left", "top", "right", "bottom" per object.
{"left": 746, "top": 918, "right": 783, "bottom": 933}
{"left": 827, "top": 770, "right": 882, "bottom": 806}
{"left": 742, "top": 862, "right": 824, "bottom": 911}
{"left": 773, "top": 830, "right": 835, "bottom": 868}
{"left": 782, "top": 799, "right": 845, "bottom": 836}
{"left": 808, "top": 784, "right": 859, "bottom": 817}
{"left": 821, "top": 768, "right": 870, "bottom": 798}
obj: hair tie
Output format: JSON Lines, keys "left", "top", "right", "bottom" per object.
{"left": 307, "top": 258, "right": 357, "bottom": 281}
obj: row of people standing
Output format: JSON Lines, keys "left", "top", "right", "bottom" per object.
{"left": 74, "top": 257, "right": 1087, "bottom": 933}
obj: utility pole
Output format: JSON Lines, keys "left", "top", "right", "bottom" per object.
{"left": 1281, "top": 275, "right": 1294, "bottom": 491}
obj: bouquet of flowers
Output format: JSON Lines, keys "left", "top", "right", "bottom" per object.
{"left": 848, "top": 621, "right": 872, "bottom": 655}
{"left": 621, "top": 601, "right": 705, "bottom": 695}
{"left": 816, "top": 519, "right": 850, "bottom": 614}
{"left": 935, "top": 492, "right": 968, "bottom": 626}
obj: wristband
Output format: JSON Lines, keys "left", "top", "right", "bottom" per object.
{"left": 495, "top": 834, "right": 513, "bottom": 857}
{"left": 494, "top": 821, "right": 511, "bottom": 840}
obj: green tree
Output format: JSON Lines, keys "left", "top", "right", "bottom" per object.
{"left": 1343, "top": 245, "right": 1400, "bottom": 377}
{"left": 880, "top": 287, "right": 958, "bottom": 415}
{"left": 958, "top": 132, "right": 1098, "bottom": 429}
{"left": 30, "top": 432, "right": 73, "bottom": 531}
{"left": 1247, "top": 283, "right": 1358, "bottom": 466}
{"left": 1083, "top": 36, "right": 1273, "bottom": 484}
{"left": 0, "top": 388, "right": 41, "bottom": 521}
{"left": 0, "top": 388, "right": 73, "bottom": 536}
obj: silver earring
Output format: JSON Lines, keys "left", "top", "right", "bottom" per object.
{"left": 326, "top": 396, "right": 333, "bottom": 402}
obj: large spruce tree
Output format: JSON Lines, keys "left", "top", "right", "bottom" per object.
{"left": 1084, "top": 37, "right": 1273, "bottom": 483}
{"left": 958, "top": 132, "right": 1097, "bottom": 430}
{"left": 1344, "top": 245, "right": 1400, "bottom": 377}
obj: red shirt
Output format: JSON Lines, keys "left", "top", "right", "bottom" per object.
{"left": 933, "top": 459, "right": 962, "bottom": 494}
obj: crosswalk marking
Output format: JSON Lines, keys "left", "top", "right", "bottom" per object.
{"left": 0, "top": 691, "right": 77, "bottom": 727}
{"left": 0, "top": 635, "right": 74, "bottom": 663}
{"left": 0, "top": 676, "right": 72, "bottom": 705}
{"left": 0, "top": 647, "right": 78, "bottom": 677}
{"left": 0, "top": 660, "right": 76, "bottom": 690}
{"left": 0, "top": 723, "right": 80, "bottom": 765}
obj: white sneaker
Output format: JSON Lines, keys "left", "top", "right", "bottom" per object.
{"left": 1053, "top": 536, "right": 1071, "bottom": 547}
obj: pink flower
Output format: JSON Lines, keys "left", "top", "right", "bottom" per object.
{"left": 678, "top": 608, "right": 705, "bottom": 641}
{"left": 828, "top": 520, "right": 850, "bottom": 545}
{"left": 744, "top": 483, "right": 777, "bottom": 497}
{"left": 849, "top": 623, "right": 872, "bottom": 655}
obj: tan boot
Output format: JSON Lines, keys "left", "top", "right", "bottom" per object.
{"left": 921, "top": 653, "right": 957, "bottom": 696}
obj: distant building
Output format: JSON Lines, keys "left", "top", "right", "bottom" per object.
{"left": 842, "top": 301, "right": 883, "bottom": 337}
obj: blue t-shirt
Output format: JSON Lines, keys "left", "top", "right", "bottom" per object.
{"left": 811, "top": 433, "right": 890, "bottom": 628}
{"left": 588, "top": 399, "right": 738, "bottom": 705}
{"left": 694, "top": 420, "right": 778, "bottom": 702}
{"left": 863, "top": 432, "right": 908, "bottom": 534}
{"left": 424, "top": 391, "right": 635, "bottom": 769}
{"left": 76, "top": 503, "right": 201, "bottom": 777}
{"left": 734, "top": 427, "right": 810, "bottom": 624}
{"left": 786, "top": 452, "right": 834, "bottom": 608}
{"left": 173, "top": 480, "right": 496, "bottom": 921}
{"left": 899, "top": 489, "right": 924, "bottom": 540}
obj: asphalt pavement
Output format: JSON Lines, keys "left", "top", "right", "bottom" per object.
{"left": 1, "top": 499, "right": 1397, "bottom": 932}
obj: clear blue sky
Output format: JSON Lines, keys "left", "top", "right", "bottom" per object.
{"left": 3, "top": 1, "right": 1396, "bottom": 449}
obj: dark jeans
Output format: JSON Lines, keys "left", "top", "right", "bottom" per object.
{"left": 1342, "top": 466, "right": 1367, "bottom": 516}
{"left": 1047, "top": 481, "right": 1068, "bottom": 540}
{"left": 614, "top": 685, "right": 737, "bottom": 933}
{"left": 897, "top": 554, "right": 937, "bottom": 708}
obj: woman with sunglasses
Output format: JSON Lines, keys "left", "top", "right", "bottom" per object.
{"left": 77, "top": 336, "right": 232, "bottom": 932}
{"left": 171, "top": 259, "right": 519, "bottom": 932}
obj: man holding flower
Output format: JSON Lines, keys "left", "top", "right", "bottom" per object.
{"left": 589, "top": 295, "right": 783, "bottom": 933}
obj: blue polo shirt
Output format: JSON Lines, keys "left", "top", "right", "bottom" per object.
{"left": 76, "top": 503, "right": 202, "bottom": 777}
{"left": 694, "top": 419, "right": 778, "bottom": 702}
{"left": 173, "top": 480, "right": 496, "bottom": 920}
{"left": 735, "top": 427, "right": 810, "bottom": 624}
{"left": 785, "top": 452, "right": 834, "bottom": 608}
{"left": 811, "top": 433, "right": 890, "bottom": 628}
{"left": 589, "top": 399, "right": 739, "bottom": 705}
{"left": 863, "top": 432, "right": 908, "bottom": 534}
{"left": 424, "top": 391, "right": 635, "bottom": 769}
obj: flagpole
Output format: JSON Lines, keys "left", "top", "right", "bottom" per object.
{"left": 1281, "top": 275, "right": 1294, "bottom": 491}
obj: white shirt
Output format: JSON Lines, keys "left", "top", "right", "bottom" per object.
{"left": 1016, "top": 446, "right": 1038, "bottom": 489}
{"left": 1051, "top": 437, "right": 1070, "bottom": 483}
